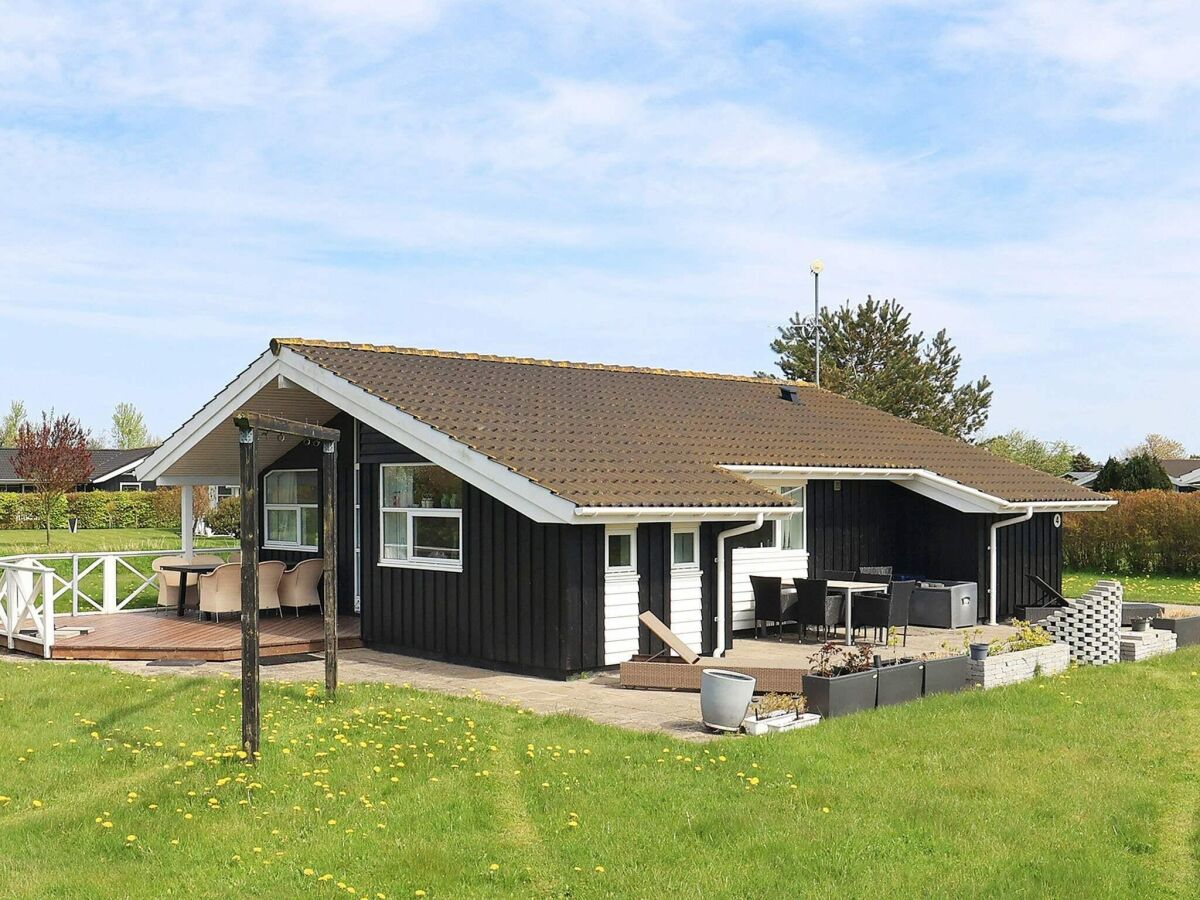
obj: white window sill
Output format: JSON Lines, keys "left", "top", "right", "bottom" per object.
{"left": 671, "top": 564, "right": 701, "bottom": 574}
{"left": 264, "top": 542, "right": 319, "bottom": 553}
{"left": 605, "top": 569, "right": 639, "bottom": 581}
{"left": 378, "top": 558, "right": 463, "bottom": 574}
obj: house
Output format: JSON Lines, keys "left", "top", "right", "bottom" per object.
{"left": 0, "top": 447, "right": 158, "bottom": 492}
{"left": 1068, "top": 459, "right": 1200, "bottom": 492}
{"left": 137, "top": 338, "right": 1113, "bottom": 678}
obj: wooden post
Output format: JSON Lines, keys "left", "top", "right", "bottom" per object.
{"left": 238, "top": 426, "right": 260, "bottom": 757}
{"left": 322, "top": 439, "right": 338, "bottom": 697}
{"left": 181, "top": 487, "right": 194, "bottom": 560}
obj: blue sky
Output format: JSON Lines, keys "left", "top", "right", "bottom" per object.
{"left": 1, "top": 1, "right": 1197, "bottom": 457}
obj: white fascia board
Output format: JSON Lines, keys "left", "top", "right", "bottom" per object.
{"left": 573, "top": 506, "right": 793, "bottom": 524}
{"left": 720, "top": 465, "right": 1115, "bottom": 514}
{"left": 137, "top": 350, "right": 279, "bottom": 482}
{"left": 275, "top": 349, "right": 578, "bottom": 524}
{"left": 92, "top": 458, "right": 149, "bottom": 483}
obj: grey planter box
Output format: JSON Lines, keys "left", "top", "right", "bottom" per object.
{"left": 910, "top": 581, "right": 979, "bottom": 628}
{"left": 802, "top": 669, "right": 878, "bottom": 719}
{"left": 921, "top": 654, "right": 968, "bottom": 696}
{"left": 1152, "top": 615, "right": 1200, "bottom": 648}
{"left": 875, "top": 659, "right": 923, "bottom": 707}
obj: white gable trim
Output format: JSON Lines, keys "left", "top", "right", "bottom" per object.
{"left": 138, "top": 347, "right": 579, "bottom": 524}
{"left": 92, "top": 458, "right": 151, "bottom": 484}
{"left": 720, "top": 465, "right": 1116, "bottom": 514}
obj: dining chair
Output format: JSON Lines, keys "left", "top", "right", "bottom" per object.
{"left": 151, "top": 556, "right": 195, "bottom": 613}
{"left": 197, "top": 563, "right": 241, "bottom": 622}
{"left": 791, "top": 578, "right": 841, "bottom": 641}
{"left": 822, "top": 569, "right": 856, "bottom": 583}
{"left": 278, "top": 559, "right": 324, "bottom": 616}
{"left": 258, "top": 560, "right": 285, "bottom": 617}
{"left": 853, "top": 580, "right": 914, "bottom": 645}
{"left": 750, "top": 575, "right": 795, "bottom": 640}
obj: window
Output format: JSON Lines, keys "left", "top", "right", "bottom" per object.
{"left": 779, "top": 485, "right": 806, "bottom": 551}
{"left": 743, "top": 520, "right": 776, "bottom": 549}
{"left": 379, "top": 464, "right": 463, "bottom": 570}
{"left": 671, "top": 526, "right": 699, "bottom": 570}
{"left": 606, "top": 527, "right": 636, "bottom": 574}
{"left": 264, "top": 469, "right": 319, "bottom": 551}
{"left": 216, "top": 484, "right": 239, "bottom": 501}
{"left": 119, "top": 482, "right": 142, "bottom": 492}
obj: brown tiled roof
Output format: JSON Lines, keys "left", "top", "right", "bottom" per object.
{"left": 1161, "top": 459, "right": 1200, "bottom": 479}
{"left": 275, "top": 338, "right": 1108, "bottom": 508}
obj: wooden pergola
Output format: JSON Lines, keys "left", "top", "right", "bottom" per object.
{"left": 234, "top": 412, "right": 339, "bottom": 756}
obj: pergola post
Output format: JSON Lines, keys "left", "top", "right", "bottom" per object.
{"left": 181, "top": 487, "right": 194, "bottom": 560}
{"left": 238, "top": 426, "right": 260, "bottom": 756}
{"left": 322, "top": 440, "right": 338, "bottom": 696}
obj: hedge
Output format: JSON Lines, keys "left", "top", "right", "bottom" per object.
{"left": 1064, "top": 490, "right": 1200, "bottom": 576}
{"left": 0, "top": 489, "right": 184, "bottom": 531}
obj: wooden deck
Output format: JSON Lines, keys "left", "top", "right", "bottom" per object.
{"left": 14, "top": 610, "right": 361, "bottom": 661}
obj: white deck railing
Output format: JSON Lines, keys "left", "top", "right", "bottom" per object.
{"left": 0, "top": 547, "right": 238, "bottom": 657}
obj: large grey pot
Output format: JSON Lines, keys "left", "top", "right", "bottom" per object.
{"left": 700, "top": 669, "right": 757, "bottom": 732}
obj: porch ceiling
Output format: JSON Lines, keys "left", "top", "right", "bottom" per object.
{"left": 158, "top": 380, "right": 341, "bottom": 481}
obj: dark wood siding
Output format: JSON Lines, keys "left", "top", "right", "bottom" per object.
{"left": 805, "top": 480, "right": 1062, "bottom": 622}
{"left": 357, "top": 428, "right": 604, "bottom": 677}
{"left": 636, "top": 523, "right": 671, "bottom": 655}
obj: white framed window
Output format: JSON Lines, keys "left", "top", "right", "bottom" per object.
{"left": 379, "top": 463, "right": 463, "bottom": 572}
{"left": 264, "top": 469, "right": 319, "bottom": 551}
{"left": 119, "top": 482, "right": 142, "bottom": 492}
{"left": 671, "top": 525, "right": 699, "bottom": 570}
{"left": 779, "top": 484, "right": 806, "bottom": 551}
{"left": 606, "top": 526, "right": 637, "bottom": 574}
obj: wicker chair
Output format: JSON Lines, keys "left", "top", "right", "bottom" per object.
{"left": 279, "top": 558, "right": 324, "bottom": 615}
{"left": 258, "top": 560, "right": 285, "bottom": 617}
{"left": 152, "top": 554, "right": 225, "bottom": 613}
{"left": 852, "top": 580, "right": 915, "bottom": 645}
{"left": 750, "top": 575, "right": 795, "bottom": 640}
{"left": 791, "top": 578, "right": 841, "bottom": 641}
{"left": 197, "top": 563, "right": 241, "bottom": 622}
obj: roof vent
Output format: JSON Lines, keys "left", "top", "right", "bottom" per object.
{"left": 779, "top": 385, "right": 799, "bottom": 404}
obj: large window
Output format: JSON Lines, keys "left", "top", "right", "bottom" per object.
{"left": 380, "top": 464, "right": 463, "bottom": 571}
{"left": 264, "top": 469, "right": 319, "bottom": 551}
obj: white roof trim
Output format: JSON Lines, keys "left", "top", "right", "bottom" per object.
{"left": 92, "top": 457, "right": 150, "bottom": 484}
{"left": 574, "top": 506, "right": 794, "bottom": 524}
{"left": 139, "top": 347, "right": 580, "bottom": 525}
{"left": 721, "top": 465, "right": 1115, "bottom": 514}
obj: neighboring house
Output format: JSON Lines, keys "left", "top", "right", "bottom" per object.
{"left": 1067, "top": 459, "right": 1200, "bottom": 492}
{"left": 138, "top": 338, "right": 1113, "bottom": 677}
{"left": 0, "top": 447, "right": 159, "bottom": 492}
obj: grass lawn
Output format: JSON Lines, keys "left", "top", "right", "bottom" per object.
{"left": 0, "top": 528, "right": 236, "bottom": 613}
{"left": 0, "top": 655, "right": 1197, "bottom": 898}
{"left": 1065, "top": 569, "right": 1200, "bottom": 606}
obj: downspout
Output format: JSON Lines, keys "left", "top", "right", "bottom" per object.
{"left": 988, "top": 506, "right": 1034, "bottom": 625}
{"left": 714, "top": 514, "right": 764, "bottom": 658}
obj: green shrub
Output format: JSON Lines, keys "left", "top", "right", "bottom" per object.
{"left": 66, "top": 492, "right": 110, "bottom": 528}
{"left": 1093, "top": 454, "right": 1173, "bottom": 492}
{"left": 205, "top": 496, "right": 240, "bottom": 537}
{"left": 1064, "top": 491, "right": 1200, "bottom": 576}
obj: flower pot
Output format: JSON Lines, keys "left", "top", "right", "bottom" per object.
{"left": 969, "top": 643, "right": 990, "bottom": 662}
{"left": 875, "top": 658, "right": 923, "bottom": 707}
{"left": 767, "top": 712, "right": 821, "bottom": 733}
{"left": 921, "top": 655, "right": 968, "bottom": 696}
{"left": 700, "top": 669, "right": 756, "bottom": 732}
{"left": 801, "top": 669, "right": 878, "bottom": 719}
{"left": 1130, "top": 618, "right": 1150, "bottom": 633}
{"left": 1152, "top": 615, "right": 1200, "bottom": 648}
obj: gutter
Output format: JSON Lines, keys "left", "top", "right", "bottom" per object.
{"left": 988, "top": 507, "right": 1034, "bottom": 625}
{"left": 714, "top": 514, "right": 764, "bottom": 658}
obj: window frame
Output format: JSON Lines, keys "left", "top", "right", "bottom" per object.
{"left": 118, "top": 482, "right": 142, "bottom": 492}
{"left": 778, "top": 484, "right": 806, "bottom": 552}
{"left": 378, "top": 462, "right": 464, "bottom": 573}
{"left": 605, "top": 526, "right": 637, "bottom": 575}
{"left": 263, "top": 468, "right": 320, "bottom": 552}
{"left": 670, "top": 524, "right": 700, "bottom": 571}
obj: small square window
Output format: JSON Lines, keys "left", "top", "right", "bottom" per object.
{"left": 606, "top": 530, "right": 635, "bottom": 572}
{"left": 671, "top": 529, "right": 698, "bottom": 568}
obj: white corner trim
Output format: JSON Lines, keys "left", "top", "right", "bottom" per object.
{"left": 92, "top": 457, "right": 151, "bottom": 483}
{"left": 720, "top": 465, "right": 1116, "bottom": 514}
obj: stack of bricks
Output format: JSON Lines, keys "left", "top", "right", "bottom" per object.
{"left": 966, "top": 643, "right": 1071, "bottom": 689}
{"left": 1042, "top": 580, "right": 1122, "bottom": 666}
{"left": 1120, "top": 629, "right": 1177, "bottom": 661}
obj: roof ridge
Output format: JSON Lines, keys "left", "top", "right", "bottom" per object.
{"left": 272, "top": 337, "right": 809, "bottom": 387}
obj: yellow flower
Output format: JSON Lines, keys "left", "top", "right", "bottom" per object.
{"left": 31, "top": 800, "right": 43, "bottom": 809}
{"left": 821, "top": 806, "right": 831, "bottom": 814}
{"left": 304, "top": 869, "right": 315, "bottom": 877}
{"left": 594, "top": 866, "right": 605, "bottom": 873}
{"left": 126, "top": 835, "right": 137, "bottom": 843}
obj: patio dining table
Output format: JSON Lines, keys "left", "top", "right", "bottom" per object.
{"left": 782, "top": 579, "right": 889, "bottom": 646}
{"left": 158, "top": 562, "right": 223, "bottom": 617}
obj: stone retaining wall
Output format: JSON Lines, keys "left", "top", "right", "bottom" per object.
{"left": 1043, "top": 580, "right": 1122, "bottom": 665}
{"left": 1120, "top": 629, "right": 1177, "bottom": 662}
{"left": 966, "top": 643, "right": 1071, "bottom": 689}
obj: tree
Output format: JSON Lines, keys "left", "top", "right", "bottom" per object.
{"left": 1, "top": 401, "right": 27, "bottom": 446}
{"left": 1092, "top": 454, "right": 1173, "bottom": 492}
{"left": 13, "top": 413, "right": 94, "bottom": 544}
{"left": 1125, "top": 433, "right": 1188, "bottom": 461}
{"left": 980, "top": 430, "right": 1078, "bottom": 477}
{"left": 109, "top": 402, "right": 153, "bottom": 449}
{"left": 769, "top": 296, "right": 993, "bottom": 440}
{"left": 1069, "top": 451, "right": 1097, "bottom": 472}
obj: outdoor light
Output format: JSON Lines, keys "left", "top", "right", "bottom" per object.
{"left": 810, "top": 259, "right": 823, "bottom": 275}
